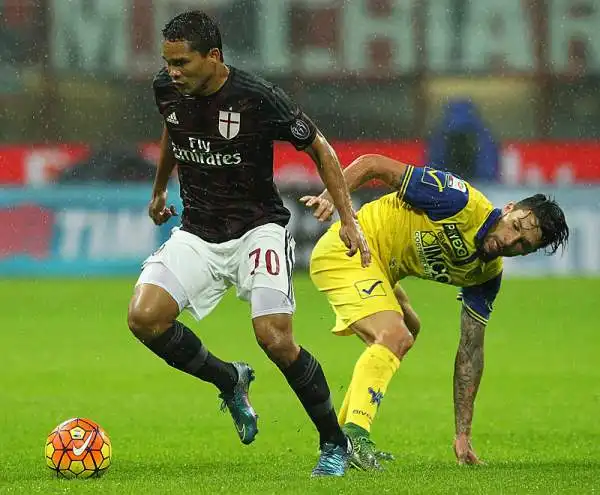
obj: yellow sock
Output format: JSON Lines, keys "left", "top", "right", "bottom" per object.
{"left": 344, "top": 344, "right": 400, "bottom": 432}
{"left": 338, "top": 383, "right": 352, "bottom": 426}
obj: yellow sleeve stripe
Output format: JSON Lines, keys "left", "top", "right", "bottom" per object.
{"left": 397, "top": 165, "right": 414, "bottom": 200}
{"left": 463, "top": 303, "right": 489, "bottom": 326}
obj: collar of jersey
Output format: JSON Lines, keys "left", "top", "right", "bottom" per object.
{"left": 475, "top": 208, "right": 502, "bottom": 249}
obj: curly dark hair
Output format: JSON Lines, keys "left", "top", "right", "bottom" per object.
{"left": 515, "top": 194, "right": 569, "bottom": 255}
{"left": 162, "top": 11, "right": 223, "bottom": 61}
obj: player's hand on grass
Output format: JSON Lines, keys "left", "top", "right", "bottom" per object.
{"left": 339, "top": 218, "right": 371, "bottom": 268}
{"left": 453, "top": 434, "right": 483, "bottom": 466}
{"left": 149, "top": 191, "right": 178, "bottom": 225}
{"left": 299, "top": 195, "right": 335, "bottom": 222}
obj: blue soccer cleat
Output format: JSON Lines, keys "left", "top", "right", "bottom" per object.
{"left": 219, "top": 362, "right": 258, "bottom": 445}
{"left": 311, "top": 437, "right": 353, "bottom": 477}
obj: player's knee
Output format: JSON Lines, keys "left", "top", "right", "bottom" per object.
{"left": 408, "top": 318, "right": 421, "bottom": 339}
{"left": 127, "top": 304, "right": 169, "bottom": 343}
{"left": 253, "top": 315, "right": 299, "bottom": 367}
{"left": 403, "top": 305, "right": 421, "bottom": 339}
{"left": 128, "top": 283, "right": 180, "bottom": 342}
{"left": 376, "top": 325, "right": 414, "bottom": 359}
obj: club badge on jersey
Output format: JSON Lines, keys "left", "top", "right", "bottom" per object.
{"left": 218, "top": 110, "right": 241, "bottom": 139}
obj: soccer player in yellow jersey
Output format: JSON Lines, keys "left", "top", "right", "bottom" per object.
{"left": 301, "top": 154, "right": 569, "bottom": 470}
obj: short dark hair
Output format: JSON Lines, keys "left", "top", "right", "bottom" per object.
{"left": 515, "top": 194, "right": 569, "bottom": 255}
{"left": 162, "top": 11, "right": 223, "bottom": 61}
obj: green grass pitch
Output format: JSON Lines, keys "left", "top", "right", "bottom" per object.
{"left": 1, "top": 275, "right": 599, "bottom": 494}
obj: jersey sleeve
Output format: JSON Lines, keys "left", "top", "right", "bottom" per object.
{"left": 397, "top": 165, "right": 470, "bottom": 220}
{"left": 457, "top": 273, "right": 502, "bottom": 325}
{"left": 259, "top": 85, "right": 317, "bottom": 150}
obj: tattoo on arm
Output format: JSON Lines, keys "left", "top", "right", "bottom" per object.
{"left": 391, "top": 180, "right": 402, "bottom": 192}
{"left": 390, "top": 171, "right": 405, "bottom": 191}
{"left": 454, "top": 308, "right": 486, "bottom": 436}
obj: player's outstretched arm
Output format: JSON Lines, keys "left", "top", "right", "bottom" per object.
{"left": 304, "top": 132, "right": 357, "bottom": 224}
{"left": 149, "top": 125, "right": 178, "bottom": 225}
{"left": 304, "top": 132, "right": 371, "bottom": 267}
{"left": 300, "top": 153, "right": 409, "bottom": 222}
{"left": 327, "top": 154, "right": 409, "bottom": 197}
{"left": 453, "top": 308, "right": 486, "bottom": 465}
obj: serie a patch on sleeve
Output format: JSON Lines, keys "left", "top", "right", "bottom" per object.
{"left": 447, "top": 174, "right": 467, "bottom": 192}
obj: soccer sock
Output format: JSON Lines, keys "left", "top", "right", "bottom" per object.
{"left": 143, "top": 320, "right": 238, "bottom": 394}
{"left": 338, "top": 383, "right": 352, "bottom": 426}
{"left": 344, "top": 344, "right": 400, "bottom": 433}
{"left": 280, "top": 347, "right": 347, "bottom": 447}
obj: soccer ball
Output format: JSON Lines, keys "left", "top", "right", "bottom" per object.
{"left": 45, "top": 418, "right": 112, "bottom": 478}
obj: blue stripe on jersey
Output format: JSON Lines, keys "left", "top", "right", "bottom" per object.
{"left": 399, "top": 166, "right": 469, "bottom": 221}
{"left": 457, "top": 273, "right": 502, "bottom": 323}
{"left": 475, "top": 208, "right": 503, "bottom": 248}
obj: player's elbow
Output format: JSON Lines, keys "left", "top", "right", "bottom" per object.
{"left": 351, "top": 154, "right": 400, "bottom": 187}
{"left": 352, "top": 154, "right": 382, "bottom": 171}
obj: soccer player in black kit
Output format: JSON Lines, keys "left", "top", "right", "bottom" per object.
{"left": 126, "top": 11, "right": 370, "bottom": 477}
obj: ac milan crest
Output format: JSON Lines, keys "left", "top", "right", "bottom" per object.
{"left": 218, "top": 110, "right": 240, "bottom": 139}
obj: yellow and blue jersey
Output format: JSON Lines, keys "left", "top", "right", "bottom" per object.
{"left": 354, "top": 165, "right": 503, "bottom": 324}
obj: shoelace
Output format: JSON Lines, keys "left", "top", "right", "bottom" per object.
{"left": 351, "top": 435, "right": 393, "bottom": 460}
{"left": 315, "top": 452, "right": 343, "bottom": 472}
{"left": 219, "top": 390, "right": 245, "bottom": 413}
{"left": 353, "top": 437, "right": 385, "bottom": 470}
{"left": 355, "top": 436, "right": 377, "bottom": 452}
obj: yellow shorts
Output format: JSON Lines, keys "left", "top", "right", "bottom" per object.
{"left": 310, "top": 225, "right": 402, "bottom": 336}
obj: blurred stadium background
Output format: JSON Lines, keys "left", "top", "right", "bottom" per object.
{"left": 1, "top": 0, "right": 600, "bottom": 274}
{"left": 1, "top": 1, "right": 599, "bottom": 493}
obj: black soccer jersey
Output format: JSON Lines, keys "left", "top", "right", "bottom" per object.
{"left": 153, "top": 66, "right": 317, "bottom": 243}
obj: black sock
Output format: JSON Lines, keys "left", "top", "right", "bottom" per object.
{"left": 143, "top": 320, "right": 238, "bottom": 394}
{"left": 280, "top": 347, "right": 346, "bottom": 447}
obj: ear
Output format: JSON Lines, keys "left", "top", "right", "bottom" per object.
{"left": 207, "top": 48, "right": 222, "bottom": 62}
{"left": 502, "top": 201, "right": 516, "bottom": 215}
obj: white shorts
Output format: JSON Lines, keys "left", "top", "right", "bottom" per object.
{"left": 136, "top": 224, "right": 296, "bottom": 320}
